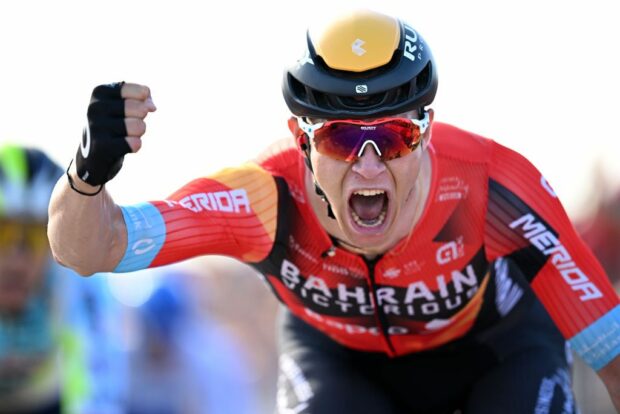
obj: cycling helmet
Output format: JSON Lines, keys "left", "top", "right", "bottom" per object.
{"left": 0, "top": 144, "right": 63, "bottom": 220}
{"left": 282, "top": 9, "right": 438, "bottom": 119}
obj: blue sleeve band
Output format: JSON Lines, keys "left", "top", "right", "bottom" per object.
{"left": 114, "top": 203, "right": 166, "bottom": 273}
{"left": 569, "top": 304, "right": 620, "bottom": 371}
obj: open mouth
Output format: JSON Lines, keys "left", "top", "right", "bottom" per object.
{"left": 348, "top": 189, "right": 389, "bottom": 228}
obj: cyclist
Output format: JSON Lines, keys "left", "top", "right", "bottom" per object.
{"left": 0, "top": 144, "right": 125, "bottom": 414}
{"left": 48, "top": 9, "right": 620, "bottom": 413}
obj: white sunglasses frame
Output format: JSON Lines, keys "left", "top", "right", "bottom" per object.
{"left": 296, "top": 112, "right": 430, "bottom": 158}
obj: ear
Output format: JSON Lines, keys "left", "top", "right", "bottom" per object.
{"left": 422, "top": 108, "right": 435, "bottom": 149}
{"left": 287, "top": 116, "right": 298, "bottom": 135}
{"left": 289, "top": 117, "right": 310, "bottom": 152}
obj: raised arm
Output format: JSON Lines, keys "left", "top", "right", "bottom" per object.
{"left": 48, "top": 82, "right": 156, "bottom": 275}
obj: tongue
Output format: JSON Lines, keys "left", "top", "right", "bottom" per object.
{"left": 350, "top": 194, "right": 386, "bottom": 220}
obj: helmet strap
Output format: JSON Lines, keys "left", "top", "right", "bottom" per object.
{"left": 301, "top": 144, "right": 336, "bottom": 220}
{"left": 313, "top": 180, "right": 336, "bottom": 219}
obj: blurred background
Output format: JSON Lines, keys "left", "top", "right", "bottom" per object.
{"left": 1, "top": 0, "right": 618, "bottom": 412}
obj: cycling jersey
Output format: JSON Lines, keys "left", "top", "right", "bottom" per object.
{"left": 277, "top": 297, "right": 575, "bottom": 414}
{"left": 116, "top": 122, "right": 620, "bottom": 371}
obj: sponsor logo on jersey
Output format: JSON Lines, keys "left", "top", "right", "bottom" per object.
{"left": 436, "top": 237, "right": 465, "bottom": 265}
{"left": 279, "top": 258, "right": 483, "bottom": 323}
{"left": 404, "top": 260, "right": 424, "bottom": 273}
{"left": 494, "top": 258, "right": 524, "bottom": 316}
{"left": 381, "top": 260, "right": 424, "bottom": 278}
{"left": 288, "top": 235, "right": 318, "bottom": 264}
{"left": 175, "top": 189, "right": 251, "bottom": 214}
{"left": 384, "top": 267, "right": 401, "bottom": 279}
{"left": 509, "top": 214, "right": 602, "bottom": 301}
{"left": 436, "top": 176, "right": 469, "bottom": 202}
{"left": 304, "top": 307, "right": 409, "bottom": 336}
{"left": 132, "top": 238, "right": 156, "bottom": 255}
{"left": 540, "top": 176, "right": 558, "bottom": 198}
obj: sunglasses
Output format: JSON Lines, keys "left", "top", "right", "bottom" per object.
{"left": 0, "top": 219, "right": 49, "bottom": 256}
{"left": 290, "top": 112, "right": 430, "bottom": 162}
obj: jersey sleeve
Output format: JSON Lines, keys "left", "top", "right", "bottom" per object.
{"left": 485, "top": 140, "right": 620, "bottom": 370}
{"left": 114, "top": 162, "right": 279, "bottom": 272}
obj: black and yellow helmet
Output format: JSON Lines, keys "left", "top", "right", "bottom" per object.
{"left": 282, "top": 9, "right": 438, "bottom": 119}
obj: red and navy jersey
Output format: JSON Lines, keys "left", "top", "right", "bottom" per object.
{"left": 115, "top": 122, "right": 620, "bottom": 369}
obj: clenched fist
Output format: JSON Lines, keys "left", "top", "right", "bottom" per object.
{"left": 75, "top": 82, "right": 156, "bottom": 186}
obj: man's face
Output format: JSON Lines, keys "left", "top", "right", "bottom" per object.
{"left": 309, "top": 110, "right": 434, "bottom": 255}
{"left": 0, "top": 218, "right": 50, "bottom": 314}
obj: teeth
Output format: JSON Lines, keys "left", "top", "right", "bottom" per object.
{"left": 354, "top": 189, "right": 385, "bottom": 197}
{"left": 351, "top": 210, "right": 387, "bottom": 228}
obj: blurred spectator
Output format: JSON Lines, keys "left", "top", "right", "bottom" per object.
{"left": 578, "top": 189, "right": 620, "bottom": 288}
{"left": 124, "top": 269, "right": 259, "bottom": 414}
{"left": 573, "top": 182, "right": 620, "bottom": 413}
{"left": 0, "top": 144, "right": 126, "bottom": 413}
{"left": 186, "top": 256, "right": 280, "bottom": 413}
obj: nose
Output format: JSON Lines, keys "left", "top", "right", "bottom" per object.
{"left": 351, "top": 142, "right": 386, "bottom": 179}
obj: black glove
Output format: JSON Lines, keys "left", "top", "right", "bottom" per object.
{"left": 75, "top": 82, "right": 132, "bottom": 186}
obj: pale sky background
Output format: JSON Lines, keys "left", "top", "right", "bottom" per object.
{"left": 1, "top": 0, "right": 619, "bottom": 220}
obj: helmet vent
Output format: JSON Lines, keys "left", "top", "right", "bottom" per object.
{"left": 333, "top": 92, "right": 389, "bottom": 109}
{"left": 288, "top": 74, "right": 309, "bottom": 102}
{"left": 411, "top": 62, "right": 431, "bottom": 97}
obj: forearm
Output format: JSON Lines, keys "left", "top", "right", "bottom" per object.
{"left": 598, "top": 355, "right": 620, "bottom": 412}
{"left": 47, "top": 163, "right": 127, "bottom": 275}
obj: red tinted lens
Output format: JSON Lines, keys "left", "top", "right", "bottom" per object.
{"left": 313, "top": 119, "right": 421, "bottom": 161}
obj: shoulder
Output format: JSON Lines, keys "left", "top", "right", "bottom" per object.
{"left": 430, "top": 122, "right": 494, "bottom": 164}
{"left": 254, "top": 137, "right": 299, "bottom": 170}
{"left": 253, "top": 137, "right": 303, "bottom": 187}
{"left": 430, "top": 122, "right": 537, "bottom": 172}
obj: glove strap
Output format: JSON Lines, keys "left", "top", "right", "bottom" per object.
{"left": 66, "top": 159, "right": 104, "bottom": 196}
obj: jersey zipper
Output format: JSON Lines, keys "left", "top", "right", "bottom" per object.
{"left": 365, "top": 257, "right": 397, "bottom": 356}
